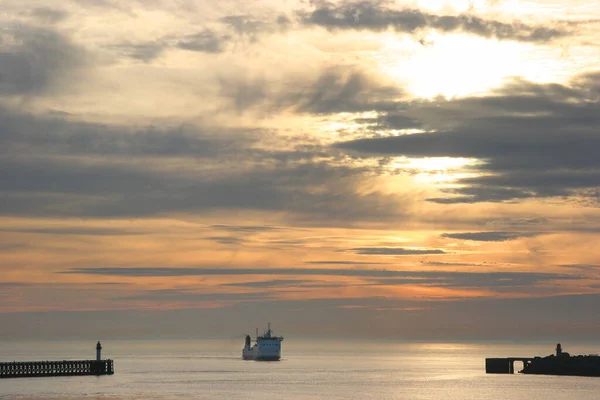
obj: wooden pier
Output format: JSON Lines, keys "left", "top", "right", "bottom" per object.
{"left": 0, "top": 359, "right": 114, "bottom": 378}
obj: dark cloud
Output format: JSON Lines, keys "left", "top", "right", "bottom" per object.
{"left": 277, "top": 14, "right": 292, "bottom": 30}
{"left": 111, "top": 41, "right": 166, "bottom": 62}
{"left": 484, "top": 217, "right": 550, "bottom": 228}
{"left": 371, "top": 272, "right": 558, "bottom": 289}
{"left": 421, "top": 261, "right": 485, "bottom": 267}
{"left": 205, "top": 236, "right": 245, "bottom": 245}
{"left": 426, "top": 187, "right": 534, "bottom": 204}
{"left": 59, "top": 266, "right": 417, "bottom": 277}
{"left": 335, "top": 73, "right": 600, "bottom": 204}
{"left": 111, "top": 12, "right": 293, "bottom": 62}
{"left": 61, "top": 266, "right": 578, "bottom": 293}
{"left": 176, "top": 30, "right": 229, "bottom": 53}
{"left": 29, "top": 8, "right": 69, "bottom": 24}
{"left": 0, "top": 107, "right": 407, "bottom": 223}
{"left": 558, "top": 264, "right": 600, "bottom": 276}
{"left": 0, "top": 108, "right": 248, "bottom": 158}
{"left": 305, "top": 260, "right": 387, "bottom": 265}
{"left": 117, "top": 289, "right": 273, "bottom": 302}
{"left": 0, "top": 153, "right": 406, "bottom": 221}
{"left": 0, "top": 243, "right": 28, "bottom": 251}
{"left": 209, "top": 225, "right": 282, "bottom": 233}
{"left": 0, "top": 282, "right": 29, "bottom": 287}
{"left": 299, "top": 1, "right": 567, "bottom": 42}
{"left": 221, "top": 15, "right": 266, "bottom": 36}
{"left": 0, "top": 227, "right": 142, "bottom": 236}
{"left": 559, "top": 264, "right": 600, "bottom": 270}
{"left": 355, "top": 113, "right": 421, "bottom": 130}
{"left": 441, "top": 231, "right": 540, "bottom": 242}
{"left": 222, "top": 279, "right": 314, "bottom": 288}
{"left": 219, "top": 67, "right": 403, "bottom": 114}
{"left": 282, "top": 68, "right": 402, "bottom": 114}
{"left": 0, "top": 25, "right": 86, "bottom": 95}
{"left": 350, "top": 247, "right": 446, "bottom": 255}
{"left": 110, "top": 29, "right": 231, "bottom": 62}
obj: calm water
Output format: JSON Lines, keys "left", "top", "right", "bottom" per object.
{"left": 1, "top": 340, "right": 600, "bottom": 399}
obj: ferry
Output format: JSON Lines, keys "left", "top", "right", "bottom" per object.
{"left": 242, "top": 323, "right": 283, "bottom": 361}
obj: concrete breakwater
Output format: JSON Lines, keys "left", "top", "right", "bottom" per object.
{"left": 0, "top": 341, "right": 114, "bottom": 379}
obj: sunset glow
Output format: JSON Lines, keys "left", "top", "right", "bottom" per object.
{"left": 1, "top": 0, "right": 600, "bottom": 341}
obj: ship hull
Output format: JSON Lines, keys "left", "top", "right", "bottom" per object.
{"left": 242, "top": 346, "right": 281, "bottom": 361}
{"left": 242, "top": 354, "right": 281, "bottom": 361}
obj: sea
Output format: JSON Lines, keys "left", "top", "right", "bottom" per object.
{"left": 1, "top": 339, "right": 600, "bottom": 400}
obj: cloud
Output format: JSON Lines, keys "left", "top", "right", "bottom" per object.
{"left": 59, "top": 267, "right": 420, "bottom": 277}
{"left": 109, "top": 30, "right": 232, "bottom": 62}
{"left": 0, "top": 108, "right": 250, "bottom": 158}
{"left": 350, "top": 247, "right": 446, "bottom": 255}
{"left": 298, "top": 1, "right": 568, "bottom": 42}
{"left": 220, "top": 15, "right": 266, "bottom": 37}
{"left": 222, "top": 279, "right": 314, "bottom": 288}
{"left": 0, "top": 104, "right": 411, "bottom": 223}
{"left": 0, "top": 25, "right": 87, "bottom": 95}
{"left": 421, "top": 261, "right": 485, "bottom": 267}
{"left": 110, "top": 41, "right": 167, "bottom": 62}
{"left": 0, "top": 151, "right": 407, "bottom": 222}
{"left": 334, "top": 73, "right": 600, "bottom": 204}
{"left": 28, "top": 7, "right": 69, "bottom": 24}
{"left": 558, "top": 264, "right": 600, "bottom": 274}
{"left": 205, "top": 236, "right": 245, "bottom": 245}
{"left": 60, "top": 267, "right": 579, "bottom": 293}
{"left": 176, "top": 30, "right": 230, "bottom": 53}
{"left": 0, "top": 227, "right": 142, "bottom": 236}
{"left": 219, "top": 66, "right": 403, "bottom": 114}
{"left": 209, "top": 225, "right": 282, "bottom": 233}
{"left": 117, "top": 289, "right": 274, "bottom": 302}
{"left": 0, "top": 282, "right": 29, "bottom": 287}
{"left": 110, "top": 11, "right": 289, "bottom": 63}
{"left": 290, "top": 68, "right": 403, "bottom": 114}
{"left": 305, "top": 260, "right": 387, "bottom": 265}
{"left": 355, "top": 113, "right": 421, "bottom": 130}
{"left": 441, "top": 231, "right": 540, "bottom": 242}
{"left": 0, "top": 243, "right": 28, "bottom": 251}
{"left": 484, "top": 217, "right": 550, "bottom": 228}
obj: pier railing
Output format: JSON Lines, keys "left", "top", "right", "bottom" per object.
{"left": 0, "top": 360, "right": 114, "bottom": 378}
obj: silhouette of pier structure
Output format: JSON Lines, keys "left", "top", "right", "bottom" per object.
{"left": 485, "top": 357, "right": 534, "bottom": 374}
{"left": 486, "top": 343, "right": 600, "bottom": 376}
{"left": 0, "top": 341, "right": 114, "bottom": 379}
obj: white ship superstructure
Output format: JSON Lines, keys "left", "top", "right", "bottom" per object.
{"left": 242, "top": 323, "right": 283, "bottom": 361}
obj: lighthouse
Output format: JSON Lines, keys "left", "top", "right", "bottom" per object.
{"left": 96, "top": 341, "right": 102, "bottom": 361}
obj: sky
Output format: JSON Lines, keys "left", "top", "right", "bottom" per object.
{"left": 1, "top": 0, "right": 600, "bottom": 341}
